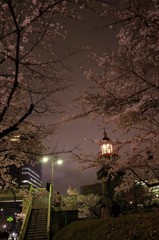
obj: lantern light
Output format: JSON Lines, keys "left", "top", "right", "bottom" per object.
{"left": 101, "top": 129, "right": 113, "bottom": 155}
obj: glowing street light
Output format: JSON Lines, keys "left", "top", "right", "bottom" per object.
{"left": 42, "top": 157, "right": 49, "bottom": 163}
{"left": 100, "top": 129, "right": 113, "bottom": 156}
{"left": 97, "top": 129, "right": 115, "bottom": 205}
{"left": 42, "top": 156, "right": 63, "bottom": 188}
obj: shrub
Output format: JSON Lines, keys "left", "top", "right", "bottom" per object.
{"left": 53, "top": 210, "right": 159, "bottom": 240}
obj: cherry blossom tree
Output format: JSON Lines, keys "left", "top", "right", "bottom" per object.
{"left": 64, "top": 186, "right": 100, "bottom": 218}
{"left": 0, "top": 123, "right": 44, "bottom": 188}
{"left": 74, "top": 0, "right": 159, "bottom": 190}
{"left": 0, "top": 0, "right": 71, "bottom": 140}
{"left": 0, "top": 0, "right": 87, "bottom": 188}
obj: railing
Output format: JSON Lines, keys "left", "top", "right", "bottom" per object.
{"left": 0, "top": 188, "right": 24, "bottom": 201}
{"left": 0, "top": 188, "right": 21, "bottom": 194}
{"left": 18, "top": 187, "right": 33, "bottom": 240}
{"left": 18, "top": 198, "right": 32, "bottom": 240}
{"left": 46, "top": 184, "right": 52, "bottom": 240}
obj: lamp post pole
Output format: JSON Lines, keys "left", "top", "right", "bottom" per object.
{"left": 51, "top": 159, "right": 54, "bottom": 189}
{"left": 98, "top": 129, "right": 119, "bottom": 206}
{"left": 100, "top": 129, "right": 113, "bottom": 205}
{"left": 42, "top": 156, "right": 63, "bottom": 192}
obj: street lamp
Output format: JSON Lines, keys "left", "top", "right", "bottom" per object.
{"left": 42, "top": 156, "right": 63, "bottom": 188}
{"left": 97, "top": 129, "right": 120, "bottom": 206}
{"left": 100, "top": 129, "right": 113, "bottom": 156}
{"left": 97, "top": 129, "right": 114, "bottom": 205}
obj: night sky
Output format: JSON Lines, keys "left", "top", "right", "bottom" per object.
{"left": 42, "top": 10, "right": 118, "bottom": 194}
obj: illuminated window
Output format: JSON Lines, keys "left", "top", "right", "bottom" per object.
{"left": 101, "top": 143, "right": 113, "bottom": 155}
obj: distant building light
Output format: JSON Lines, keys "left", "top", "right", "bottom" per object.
{"left": 12, "top": 232, "right": 17, "bottom": 237}
{"left": 22, "top": 180, "right": 32, "bottom": 184}
{"left": 22, "top": 172, "right": 41, "bottom": 181}
{"left": 22, "top": 167, "right": 40, "bottom": 178}
{"left": 10, "top": 135, "right": 20, "bottom": 141}
{"left": 7, "top": 216, "right": 14, "bottom": 222}
{"left": 22, "top": 180, "right": 41, "bottom": 187}
{"left": 2, "top": 224, "right": 7, "bottom": 229}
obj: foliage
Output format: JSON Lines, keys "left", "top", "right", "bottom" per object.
{"left": 0, "top": 0, "right": 67, "bottom": 139}
{"left": 16, "top": 212, "right": 25, "bottom": 222}
{"left": 54, "top": 210, "right": 159, "bottom": 240}
{"left": 74, "top": 0, "right": 159, "bottom": 189}
{"left": 66, "top": 185, "right": 79, "bottom": 196}
{"left": 0, "top": 0, "right": 90, "bottom": 141}
{"left": 63, "top": 186, "right": 100, "bottom": 217}
{"left": 0, "top": 124, "right": 44, "bottom": 188}
{"left": 0, "top": 0, "right": 87, "bottom": 188}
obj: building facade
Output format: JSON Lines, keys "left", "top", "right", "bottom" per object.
{"left": 9, "top": 163, "right": 42, "bottom": 189}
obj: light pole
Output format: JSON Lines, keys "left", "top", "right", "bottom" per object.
{"left": 97, "top": 129, "right": 119, "bottom": 206}
{"left": 97, "top": 129, "right": 114, "bottom": 205}
{"left": 42, "top": 156, "right": 63, "bottom": 189}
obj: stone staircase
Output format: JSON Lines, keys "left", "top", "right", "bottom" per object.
{"left": 24, "top": 191, "right": 50, "bottom": 240}
{"left": 24, "top": 208, "right": 48, "bottom": 240}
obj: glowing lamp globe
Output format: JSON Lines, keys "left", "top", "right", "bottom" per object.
{"left": 101, "top": 130, "right": 113, "bottom": 155}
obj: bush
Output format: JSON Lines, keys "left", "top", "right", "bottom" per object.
{"left": 53, "top": 210, "right": 159, "bottom": 240}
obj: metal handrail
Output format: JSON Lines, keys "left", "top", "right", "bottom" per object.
{"left": 18, "top": 186, "right": 33, "bottom": 240}
{"left": 18, "top": 198, "right": 32, "bottom": 240}
{"left": 46, "top": 184, "right": 52, "bottom": 240}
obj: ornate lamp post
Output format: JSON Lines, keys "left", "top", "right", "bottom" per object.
{"left": 97, "top": 129, "right": 115, "bottom": 205}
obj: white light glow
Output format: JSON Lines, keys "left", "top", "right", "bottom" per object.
{"left": 57, "top": 159, "right": 63, "bottom": 165}
{"left": 101, "top": 143, "right": 113, "bottom": 155}
{"left": 42, "top": 157, "right": 49, "bottom": 163}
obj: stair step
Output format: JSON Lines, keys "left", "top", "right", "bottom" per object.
{"left": 26, "top": 229, "right": 46, "bottom": 233}
{"left": 29, "top": 221, "right": 47, "bottom": 224}
{"left": 24, "top": 208, "right": 48, "bottom": 239}
{"left": 25, "top": 233, "right": 47, "bottom": 236}
{"left": 25, "top": 237, "right": 47, "bottom": 240}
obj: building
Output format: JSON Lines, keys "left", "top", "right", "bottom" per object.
{"left": 20, "top": 163, "right": 42, "bottom": 188}
{"left": 9, "top": 163, "right": 42, "bottom": 189}
{"left": 8, "top": 134, "right": 42, "bottom": 189}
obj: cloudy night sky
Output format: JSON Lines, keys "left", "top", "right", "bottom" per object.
{"left": 1, "top": 2, "right": 158, "bottom": 239}
{"left": 42, "top": 8, "right": 119, "bottom": 194}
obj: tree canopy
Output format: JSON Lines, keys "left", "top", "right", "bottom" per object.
{"left": 75, "top": 0, "right": 159, "bottom": 190}
{"left": 0, "top": 0, "right": 86, "bottom": 188}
